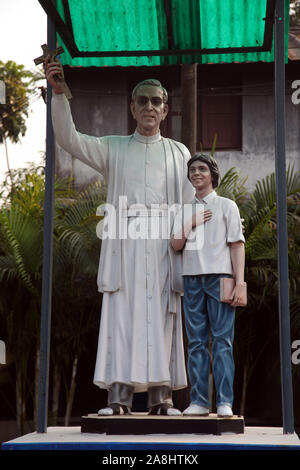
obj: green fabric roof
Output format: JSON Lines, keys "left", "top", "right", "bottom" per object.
{"left": 41, "top": 0, "right": 289, "bottom": 67}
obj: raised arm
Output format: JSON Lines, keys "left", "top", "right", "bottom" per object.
{"left": 46, "top": 58, "right": 109, "bottom": 178}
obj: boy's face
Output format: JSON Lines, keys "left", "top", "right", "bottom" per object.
{"left": 188, "top": 160, "right": 213, "bottom": 191}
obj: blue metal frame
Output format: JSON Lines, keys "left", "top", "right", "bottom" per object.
{"left": 37, "top": 14, "right": 56, "bottom": 433}
{"left": 274, "top": 0, "right": 294, "bottom": 435}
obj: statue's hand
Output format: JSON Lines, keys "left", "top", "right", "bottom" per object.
{"left": 241, "top": 218, "right": 245, "bottom": 233}
{"left": 230, "top": 282, "right": 247, "bottom": 307}
{"left": 191, "top": 209, "right": 212, "bottom": 228}
{"left": 45, "top": 57, "right": 65, "bottom": 95}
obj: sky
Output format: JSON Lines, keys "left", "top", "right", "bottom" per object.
{"left": 0, "top": 0, "right": 47, "bottom": 182}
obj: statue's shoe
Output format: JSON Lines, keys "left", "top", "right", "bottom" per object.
{"left": 183, "top": 404, "right": 210, "bottom": 416}
{"left": 217, "top": 404, "right": 233, "bottom": 417}
{"left": 148, "top": 403, "right": 182, "bottom": 416}
{"left": 98, "top": 404, "right": 130, "bottom": 416}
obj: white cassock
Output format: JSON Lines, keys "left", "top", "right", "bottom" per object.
{"left": 51, "top": 93, "right": 194, "bottom": 395}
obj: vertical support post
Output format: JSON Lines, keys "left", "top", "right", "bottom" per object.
{"left": 177, "top": 62, "right": 198, "bottom": 412}
{"left": 274, "top": 0, "right": 294, "bottom": 434}
{"left": 181, "top": 63, "right": 198, "bottom": 155}
{"left": 37, "top": 15, "right": 56, "bottom": 433}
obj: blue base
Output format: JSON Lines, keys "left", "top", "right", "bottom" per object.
{"left": 2, "top": 441, "right": 300, "bottom": 451}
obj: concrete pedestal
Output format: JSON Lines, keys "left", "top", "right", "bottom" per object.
{"left": 81, "top": 412, "right": 244, "bottom": 435}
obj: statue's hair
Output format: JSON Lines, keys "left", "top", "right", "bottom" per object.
{"left": 131, "top": 79, "right": 168, "bottom": 103}
{"left": 187, "top": 153, "right": 220, "bottom": 189}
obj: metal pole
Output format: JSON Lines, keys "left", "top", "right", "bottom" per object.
{"left": 37, "top": 15, "right": 56, "bottom": 433}
{"left": 274, "top": 0, "right": 294, "bottom": 434}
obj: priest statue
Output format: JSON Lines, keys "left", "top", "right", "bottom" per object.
{"left": 46, "top": 59, "right": 194, "bottom": 416}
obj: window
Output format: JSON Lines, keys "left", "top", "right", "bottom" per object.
{"left": 198, "top": 94, "right": 242, "bottom": 151}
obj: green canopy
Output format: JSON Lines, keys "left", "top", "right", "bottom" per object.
{"left": 39, "top": 0, "right": 289, "bottom": 67}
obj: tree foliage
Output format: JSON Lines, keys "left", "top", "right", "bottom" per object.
{"left": 0, "top": 166, "right": 105, "bottom": 431}
{"left": 0, "top": 162, "right": 299, "bottom": 431}
{"left": 220, "top": 164, "right": 300, "bottom": 417}
{"left": 290, "top": 1, "right": 300, "bottom": 26}
{"left": 0, "top": 60, "right": 39, "bottom": 144}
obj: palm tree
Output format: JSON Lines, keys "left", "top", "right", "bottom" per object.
{"left": 0, "top": 168, "right": 74, "bottom": 431}
{"left": 0, "top": 173, "right": 44, "bottom": 432}
{"left": 217, "top": 167, "right": 249, "bottom": 203}
{"left": 213, "top": 163, "right": 300, "bottom": 418}
{"left": 1, "top": 159, "right": 298, "bottom": 429}
{"left": 234, "top": 163, "right": 300, "bottom": 417}
{"left": 0, "top": 165, "right": 106, "bottom": 430}
{"left": 51, "top": 179, "right": 106, "bottom": 425}
{"left": 0, "top": 60, "right": 43, "bottom": 189}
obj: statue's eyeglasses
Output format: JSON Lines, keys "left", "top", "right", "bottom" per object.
{"left": 135, "top": 96, "right": 164, "bottom": 107}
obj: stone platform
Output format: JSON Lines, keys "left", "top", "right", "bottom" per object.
{"left": 1, "top": 425, "right": 299, "bottom": 452}
{"left": 81, "top": 412, "right": 244, "bottom": 435}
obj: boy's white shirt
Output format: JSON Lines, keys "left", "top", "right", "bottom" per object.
{"left": 172, "top": 190, "right": 245, "bottom": 276}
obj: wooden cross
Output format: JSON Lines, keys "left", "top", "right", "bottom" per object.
{"left": 34, "top": 44, "right": 64, "bottom": 66}
{"left": 34, "top": 44, "right": 72, "bottom": 100}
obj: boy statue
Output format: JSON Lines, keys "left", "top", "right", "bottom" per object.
{"left": 171, "top": 153, "right": 246, "bottom": 417}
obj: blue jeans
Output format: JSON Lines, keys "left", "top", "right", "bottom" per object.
{"left": 183, "top": 274, "right": 235, "bottom": 408}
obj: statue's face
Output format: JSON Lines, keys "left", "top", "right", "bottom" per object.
{"left": 188, "top": 161, "right": 213, "bottom": 191}
{"left": 130, "top": 85, "right": 168, "bottom": 136}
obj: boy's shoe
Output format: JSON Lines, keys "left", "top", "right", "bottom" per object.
{"left": 217, "top": 405, "right": 233, "bottom": 417}
{"left": 183, "top": 404, "right": 210, "bottom": 416}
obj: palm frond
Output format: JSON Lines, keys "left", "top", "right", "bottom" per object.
{"left": 0, "top": 254, "right": 18, "bottom": 281}
{"left": 250, "top": 162, "right": 300, "bottom": 212}
{"left": 54, "top": 180, "right": 105, "bottom": 274}
{"left": 217, "top": 167, "right": 248, "bottom": 206}
{"left": 245, "top": 206, "right": 277, "bottom": 257}
{"left": 210, "top": 133, "right": 218, "bottom": 156}
{"left": 0, "top": 208, "right": 40, "bottom": 293}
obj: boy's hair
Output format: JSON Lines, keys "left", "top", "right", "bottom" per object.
{"left": 187, "top": 153, "right": 220, "bottom": 189}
